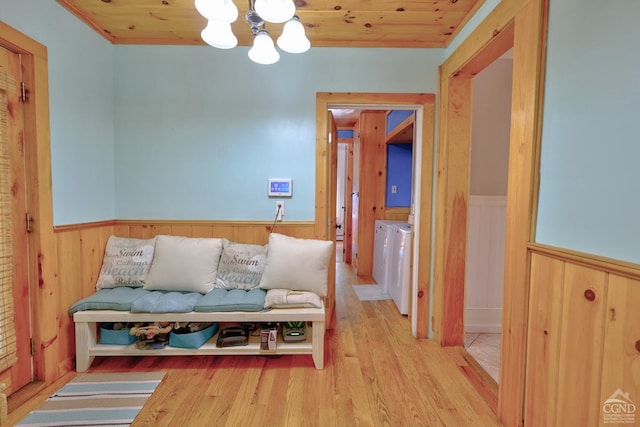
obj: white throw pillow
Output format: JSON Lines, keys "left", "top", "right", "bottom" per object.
{"left": 264, "top": 289, "right": 323, "bottom": 309}
{"left": 215, "top": 239, "right": 267, "bottom": 290}
{"left": 96, "top": 236, "right": 157, "bottom": 289}
{"left": 144, "top": 235, "right": 223, "bottom": 294}
{"left": 259, "top": 233, "right": 333, "bottom": 296}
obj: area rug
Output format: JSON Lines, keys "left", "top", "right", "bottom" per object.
{"left": 16, "top": 371, "right": 166, "bottom": 426}
{"left": 352, "top": 284, "right": 392, "bottom": 301}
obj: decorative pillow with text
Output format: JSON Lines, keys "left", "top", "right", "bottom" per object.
{"left": 215, "top": 239, "right": 267, "bottom": 290}
{"left": 95, "top": 236, "right": 157, "bottom": 289}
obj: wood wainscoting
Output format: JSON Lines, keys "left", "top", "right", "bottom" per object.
{"left": 54, "top": 220, "right": 315, "bottom": 373}
{"left": 525, "top": 244, "right": 640, "bottom": 427}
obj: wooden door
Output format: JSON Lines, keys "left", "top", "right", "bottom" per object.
{"left": 344, "top": 143, "right": 354, "bottom": 264}
{"left": 325, "top": 112, "right": 338, "bottom": 325}
{"left": 350, "top": 119, "right": 360, "bottom": 273}
{"left": 0, "top": 45, "right": 33, "bottom": 392}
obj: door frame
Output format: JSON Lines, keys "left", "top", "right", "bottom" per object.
{"left": 433, "top": 0, "right": 548, "bottom": 424}
{"left": 0, "top": 22, "right": 58, "bottom": 387}
{"left": 315, "top": 92, "right": 435, "bottom": 338}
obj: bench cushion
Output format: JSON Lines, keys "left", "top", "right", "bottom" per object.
{"left": 69, "top": 287, "right": 151, "bottom": 314}
{"left": 194, "top": 288, "right": 266, "bottom": 312}
{"left": 130, "top": 291, "right": 203, "bottom": 313}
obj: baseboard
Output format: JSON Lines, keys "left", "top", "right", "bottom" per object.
{"left": 465, "top": 307, "right": 502, "bottom": 333}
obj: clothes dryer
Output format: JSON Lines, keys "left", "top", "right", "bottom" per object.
{"left": 388, "top": 223, "right": 412, "bottom": 315}
{"left": 372, "top": 220, "right": 405, "bottom": 292}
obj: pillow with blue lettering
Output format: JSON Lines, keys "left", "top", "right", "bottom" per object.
{"left": 215, "top": 239, "right": 267, "bottom": 290}
{"left": 95, "top": 236, "right": 157, "bottom": 289}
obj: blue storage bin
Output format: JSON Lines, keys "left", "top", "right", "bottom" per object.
{"left": 100, "top": 323, "right": 136, "bottom": 345}
{"left": 169, "top": 323, "right": 219, "bottom": 349}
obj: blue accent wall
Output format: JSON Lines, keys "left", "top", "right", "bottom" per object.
{"left": 337, "top": 129, "right": 354, "bottom": 139}
{"left": 386, "top": 110, "right": 414, "bottom": 135}
{"left": 386, "top": 144, "right": 413, "bottom": 207}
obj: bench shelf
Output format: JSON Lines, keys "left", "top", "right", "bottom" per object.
{"left": 73, "top": 306, "right": 325, "bottom": 371}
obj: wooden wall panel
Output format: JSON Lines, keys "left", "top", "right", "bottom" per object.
{"left": 600, "top": 274, "right": 640, "bottom": 424}
{"left": 383, "top": 207, "right": 410, "bottom": 221}
{"left": 355, "top": 111, "right": 387, "bottom": 278}
{"left": 56, "top": 224, "right": 114, "bottom": 370}
{"left": 54, "top": 220, "right": 316, "bottom": 371}
{"left": 524, "top": 253, "right": 565, "bottom": 426}
{"left": 114, "top": 221, "right": 315, "bottom": 245}
{"left": 556, "top": 264, "right": 607, "bottom": 427}
{"left": 525, "top": 247, "right": 640, "bottom": 426}
{"left": 56, "top": 230, "right": 83, "bottom": 371}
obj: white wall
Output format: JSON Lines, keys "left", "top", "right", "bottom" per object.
{"left": 1, "top": 1, "right": 446, "bottom": 224}
{"left": 536, "top": 0, "right": 640, "bottom": 264}
{"left": 1, "top": 0, "right": 116, "bottom": 225}
{"left": 470, "top": 57, "right": 512, "bottom": 196}
{"left": 113, "top": 46, "right": 444, "bottom": 220}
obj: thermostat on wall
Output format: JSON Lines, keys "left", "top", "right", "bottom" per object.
{"left": 268, "top": 178, "right": 292, "bottom": 197}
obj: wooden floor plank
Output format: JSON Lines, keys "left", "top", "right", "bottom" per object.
{"left": 7, "top": 246, "right": 501, "bottom": 426}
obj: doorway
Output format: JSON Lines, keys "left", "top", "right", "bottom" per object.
{"left": 315, "top": 93, "right": 435, "bottom": 338}
{"left": 434, "top": 0, "right": 548, "bottom": 422}
{"left": 464, "top": 51, "right": 514, "bottom": 384}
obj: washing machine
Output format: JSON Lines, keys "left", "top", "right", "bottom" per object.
{"left": 372, "top": 220, "right": 405, "bottom": 292}
{"left": 388, "top": 223, "right": 412, "bottom": 315}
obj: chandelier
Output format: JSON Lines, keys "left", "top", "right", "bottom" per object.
{"left": 195, "top": 0, "right": 311, "bottom": 65}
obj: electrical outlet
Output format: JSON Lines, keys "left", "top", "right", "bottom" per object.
{"left": 275, "top": 201, "right": 285, "bottom": 221}
{"left": 391, "top": 185, "right": 398, "bottom": 194}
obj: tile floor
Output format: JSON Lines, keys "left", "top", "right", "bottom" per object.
{"left": 464, "top": 333, "right": 501, "bottom": 383}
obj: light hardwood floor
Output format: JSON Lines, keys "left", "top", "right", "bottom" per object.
{"left": 7, "top": 251, "right": 501, "bottom": 426}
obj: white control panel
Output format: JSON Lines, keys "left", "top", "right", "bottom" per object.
{"left": 268, "top": 178, "right": 292, "bottom": 197}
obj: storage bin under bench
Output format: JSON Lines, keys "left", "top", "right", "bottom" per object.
{"left": 73, "top": 304, "right": 326, "bottom": 371}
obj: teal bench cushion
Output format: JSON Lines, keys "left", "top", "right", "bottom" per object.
{"left": 194, "top": 288, "right": 266, "bottom": 312}
{"left": 69, "top": 287, "right": 150, "bottom": 314}
{"left": 131, "top": 291, "right": 203, "bottom": 313}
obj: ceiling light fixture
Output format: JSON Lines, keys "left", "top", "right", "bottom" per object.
{"left": 195, "top": 0, "right": 311, "bottom": 65}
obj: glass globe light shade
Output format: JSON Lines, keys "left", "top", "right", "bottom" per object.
{"left": 254, "top": 0, "right": 295, "bottom": 24}
{"left": 248, "top": 30, "right": 280, "bottom": 64}
{"left": 277, "top": 17, "right": 310, "bottom": 54}
{"left": 201, "top": 20, "right": 238, "bottom": 49}
{"left": 195, "top": 0, "right": 238, "bottom": 23}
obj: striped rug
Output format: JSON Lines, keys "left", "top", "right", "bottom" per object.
{"left": 16, "top": 371, "right": 166, "bottom": 426}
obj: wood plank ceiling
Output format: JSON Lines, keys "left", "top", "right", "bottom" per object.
{"left": 56, "top": 0, "right": 483, "bottom": 48}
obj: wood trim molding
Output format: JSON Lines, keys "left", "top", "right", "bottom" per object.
{"left": 434, "top": 0, "right": 549, "bottom": 425}
{"left": 54, "top": 219, "right": 315, "bottom": 233}
{"left": 528, "top": 243, "right": 640, "bottom": 280}
{"left": 316, "top": 92, "right": 435, "bottom": 338}
{"left": 0, "top": 21, "right": 58, "bottom": 385}
{"left": 54, "top": 220, "right": 116, "bottom": 232}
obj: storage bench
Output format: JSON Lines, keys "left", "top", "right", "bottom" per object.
{"left": 73, "top": 304, "right": 326, "bottom": 371}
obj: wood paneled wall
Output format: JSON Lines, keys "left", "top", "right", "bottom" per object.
{"left": 354, "top": 111, "right": 387, "bottom": 278}
{"left": 525, "top": 245, "right": 640, "bottom": 426}
{"left": 54, "top": 220, "right": 315, "bottom": 372}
